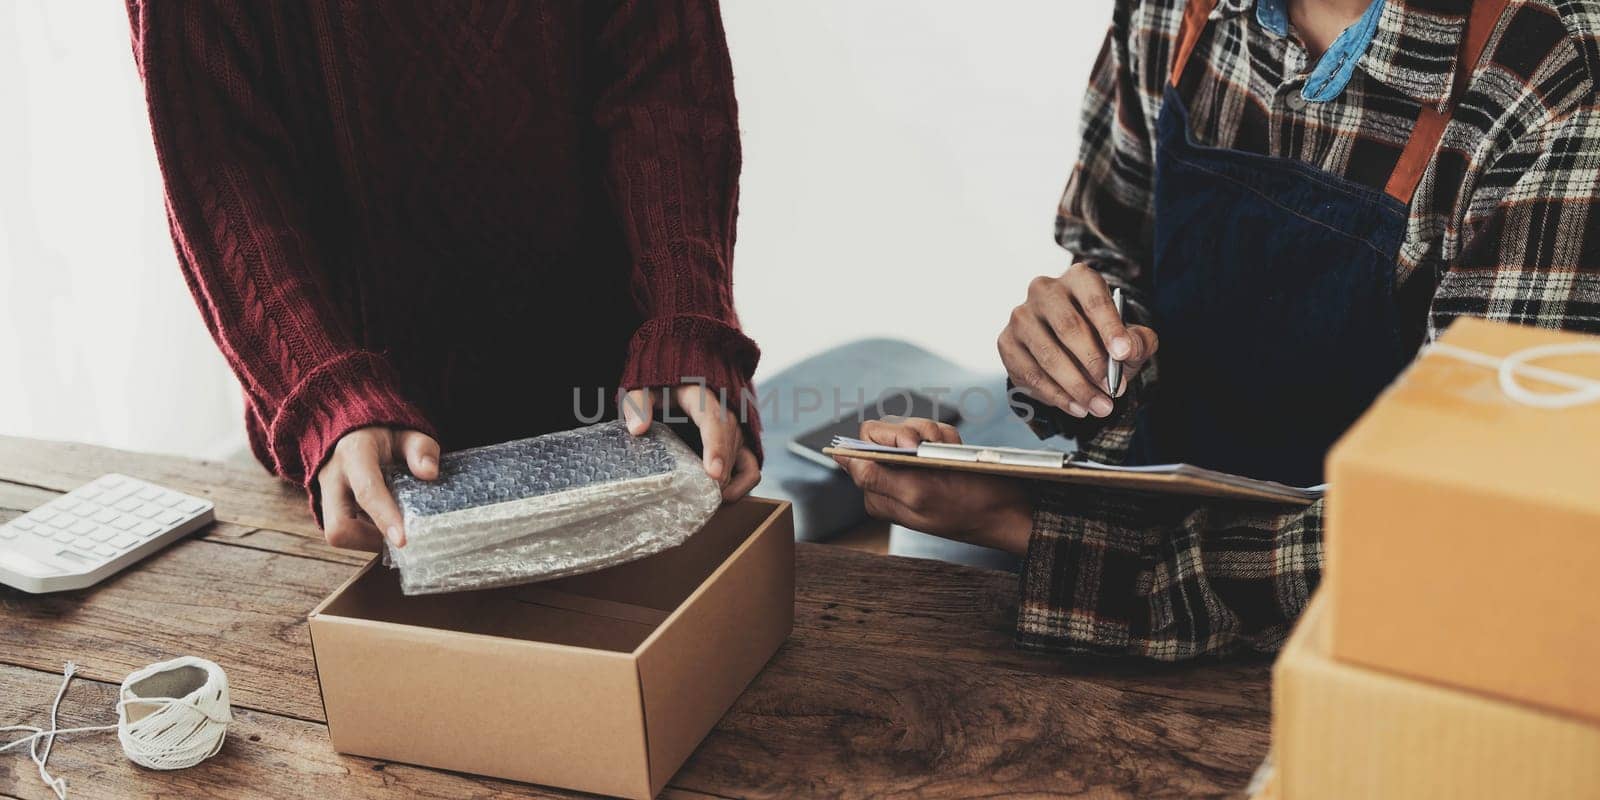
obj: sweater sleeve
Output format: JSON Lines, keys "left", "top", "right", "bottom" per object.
{"left": 127, "top": 1, "right": 431, "bottom": 489}
{"left": 591, "top": 0, "right": 763, "bottom": 444}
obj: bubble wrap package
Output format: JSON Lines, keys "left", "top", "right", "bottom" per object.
{"left": 382, "top": 422, "right": 722, "bottom": 595}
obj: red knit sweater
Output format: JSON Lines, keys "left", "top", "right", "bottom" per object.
{"left": 126, "top": 1, "right": 759, "bottom": 492}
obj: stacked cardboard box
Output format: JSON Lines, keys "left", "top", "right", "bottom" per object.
{"left": 1263, "top": 318, "right": 1600, "bottom": 799}
{"left": 1272, "top": 595, "right": 1600, "bottom": 798}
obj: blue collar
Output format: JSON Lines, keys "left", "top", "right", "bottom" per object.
{"left": 1256, "top": 0, "right": 1386, "bottom": 102}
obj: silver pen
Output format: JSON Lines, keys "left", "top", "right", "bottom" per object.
{"left": 1106, "top": 287, "right": 1125, "bottom": 396}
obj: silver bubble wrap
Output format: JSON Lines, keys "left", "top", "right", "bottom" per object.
{"left": 382, "top": 421, "right": 722, "bottom": 595}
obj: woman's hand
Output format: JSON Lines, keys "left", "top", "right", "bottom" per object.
{"left": 833, "top": 418, "right": 1034, "bottom": 556}
{"left": 998, "top": 263, "right": 1158, "bottom": 418}
{"left": 316, "top": 427, "right": 439, "bottom": 551}
{"left": 622, "top": 384, "right": 761, "bottom": 502}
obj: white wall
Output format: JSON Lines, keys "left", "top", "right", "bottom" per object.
{"left": 0, "top": 1, "right": 1109, "bottom": 460}
{"left": 724, "top": 2, "right": 1102, "bottom": 376}
{"left": 0, "top": 2, "right": 246, "bottom": 459}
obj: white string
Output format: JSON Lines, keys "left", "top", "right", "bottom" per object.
{"left": 1426, "top": 341, "right": 1600, "bottom": 409}
{"left": 1, "top": 658, "right": 232, "bottom": 799}
{"left": 0, "top": 663, "right": 109, "bottom": 798}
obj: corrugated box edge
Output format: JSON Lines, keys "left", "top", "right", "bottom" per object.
{"left": 1274, "top": 593, "right": 1600, "bottom": 800}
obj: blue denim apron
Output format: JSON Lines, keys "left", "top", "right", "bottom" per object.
{"left": 1129, "top": 0, "right": 1507, "bottom": 486}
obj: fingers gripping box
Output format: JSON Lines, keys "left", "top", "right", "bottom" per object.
{"left": 308, "top": 498, "right": 795, "bottom": 799}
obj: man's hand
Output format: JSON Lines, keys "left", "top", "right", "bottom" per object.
{"left": 622, "top": 384, "right": 761, "bottom": 502}
{"left": 998, "top": 262, "right": 1158, "bottom": 418}
{"left": 317, "top": 427, "right": 439, "bottom": 551}
{"left": 833, "top": 418, "right": 1034, "bottom": 556}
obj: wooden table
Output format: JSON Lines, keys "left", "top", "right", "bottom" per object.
{"left": 0, "top": 436, "right": 1271, "bottom": 799}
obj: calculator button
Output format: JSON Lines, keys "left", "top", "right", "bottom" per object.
{"left": 30, "top": 509, "right": 58, "bottom": 523}
{"left": 133, "top": 522, "right": 163, "bottom": 538}
{"left": 53, "top": 531, "right": 77, "bottom": 543}
{"left": 91, "top": 509, "right": 119, "bottom": 524}
{"left": 135, "top": 505, "right": 162, "bottom": 519}
{"left": 54, "top": 498, "right": 80, "bottom": 510}
{"left": 137, "top": 488, "right": 162, "bottom": 501}
{"left": 88, "top": 527, "right": 117, "bottom": 542}
{"left": 72, "top": 504, "right": 99, "bottom": 518}
{"left": 154, "top": 510, "right": 185, "bottom": 526}
{"left": 109, "top": 534, "right": 139, "bottom": 550}
{"left": 0, "top": 527, "right": 16, "bottom": 539}
{"left": 51, "top": 548, "right": 92, "bottom": 566}
{"left": 77, "top": 487, "right": 103, "bottom": 500}
{"left": 112, "top": 516, "right": 140, "bottom": 531}
{"left": 175, "top": 499, "right": 206, "bottom": 514}
{"left": 115, "top": 498, "right": 142, "bottom": 512}
{"left": 69, "top": 520, "right": 97, "bottom": 535}
{"left": 93, "top": 545, "right": 117, "bottom": 558}
{"left": 157, "top": 494, "right": 184, "bottom": 507}
{"left": 97, "top": 485, "right": 134, "bottom": 504}
{"left": 12, "top": 519, "right": 35, "bottom": 531}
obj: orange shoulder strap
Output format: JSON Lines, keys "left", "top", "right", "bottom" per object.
{"left": 1384, "top": 0, "right": 1514, "bottom": 204}
{"left": 1169, "top": 0, "right": 1221, "bottom": 87}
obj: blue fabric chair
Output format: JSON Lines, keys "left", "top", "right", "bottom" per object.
{"left": 752, "top": 338, "right": 1069, "bottom": 570}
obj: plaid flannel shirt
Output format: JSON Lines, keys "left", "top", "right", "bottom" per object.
{"left": 1019, "top": 0, "right": 1600, "bottom": 660}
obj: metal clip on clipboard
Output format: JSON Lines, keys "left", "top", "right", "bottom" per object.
{"left": 915, "top": 442, "right": 1069, "bottom": 469}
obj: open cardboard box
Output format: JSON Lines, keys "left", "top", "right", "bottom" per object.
{"left": 308, "top": 497, "right": 795, "bottom": 799}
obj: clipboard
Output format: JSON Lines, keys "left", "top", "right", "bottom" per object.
{"left": 823, "top": 436, "right": 1324, "bottom": 506}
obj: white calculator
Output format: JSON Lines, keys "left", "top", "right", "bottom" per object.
{"left": 0, "top": 474, "right": 215, "bottom": 594}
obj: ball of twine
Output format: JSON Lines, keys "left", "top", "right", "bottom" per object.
{"left": 1, "top": 657, "right": 232, "bottom": 799}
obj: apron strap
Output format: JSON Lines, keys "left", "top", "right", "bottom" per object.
{"left": 1169, "top": 0, "right": 1221, "bottom": 87}
{"left": 1168, "top": 0, "right": 1514, "bottom": 207}
{"left": 1384, "top": 0, "right": 1514, "bottom": 204}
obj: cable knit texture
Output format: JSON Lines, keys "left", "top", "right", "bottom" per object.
{"left": 125, "top": 0, "right": 759, "bottom": 499}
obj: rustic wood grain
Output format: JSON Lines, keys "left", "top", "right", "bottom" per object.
{"left": 0, "top": 436, "right": 315, "bottom": 538}
{"left": 203, "top": 526, "right": 371, "bottom": 567}
{"left": 0, "top": 537, "right": 345, "bottom": 722}
{"left": 0, "top": 622, "right": 1267, "bottom": 800}
{"left": 0, "top": 663, "right": 596, "bottom": 800}
{"left": 673, "top": 636, "right": 1269, "bottom": 799}
{"left": 0, "top": 522, "right": 1264, "bottom": 725}
{"left": 793, "top": 544, "right": 1273, "bottom": 713}
{"left": 0, "top": 482, "right": 69, "bottom": 515}
{"left": 0, "top": 438, "right": 1272, "bottom": 799}
{"left": 0, "top": 539, "right": 1268, "bottom": 797}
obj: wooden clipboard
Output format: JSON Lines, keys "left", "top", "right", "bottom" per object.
{"left": 823, "top": 446, "right": 1322, "bottom": 506}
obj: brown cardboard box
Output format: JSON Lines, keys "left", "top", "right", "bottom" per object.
{"left": 1326, "top": 317, "right": 1600, "bottom": 722}
{"left": 1273, "top": 594, "right": 1600, "bottom": 799}
{"left": 308, "top": 498, "right": 795, "bottom": 799}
